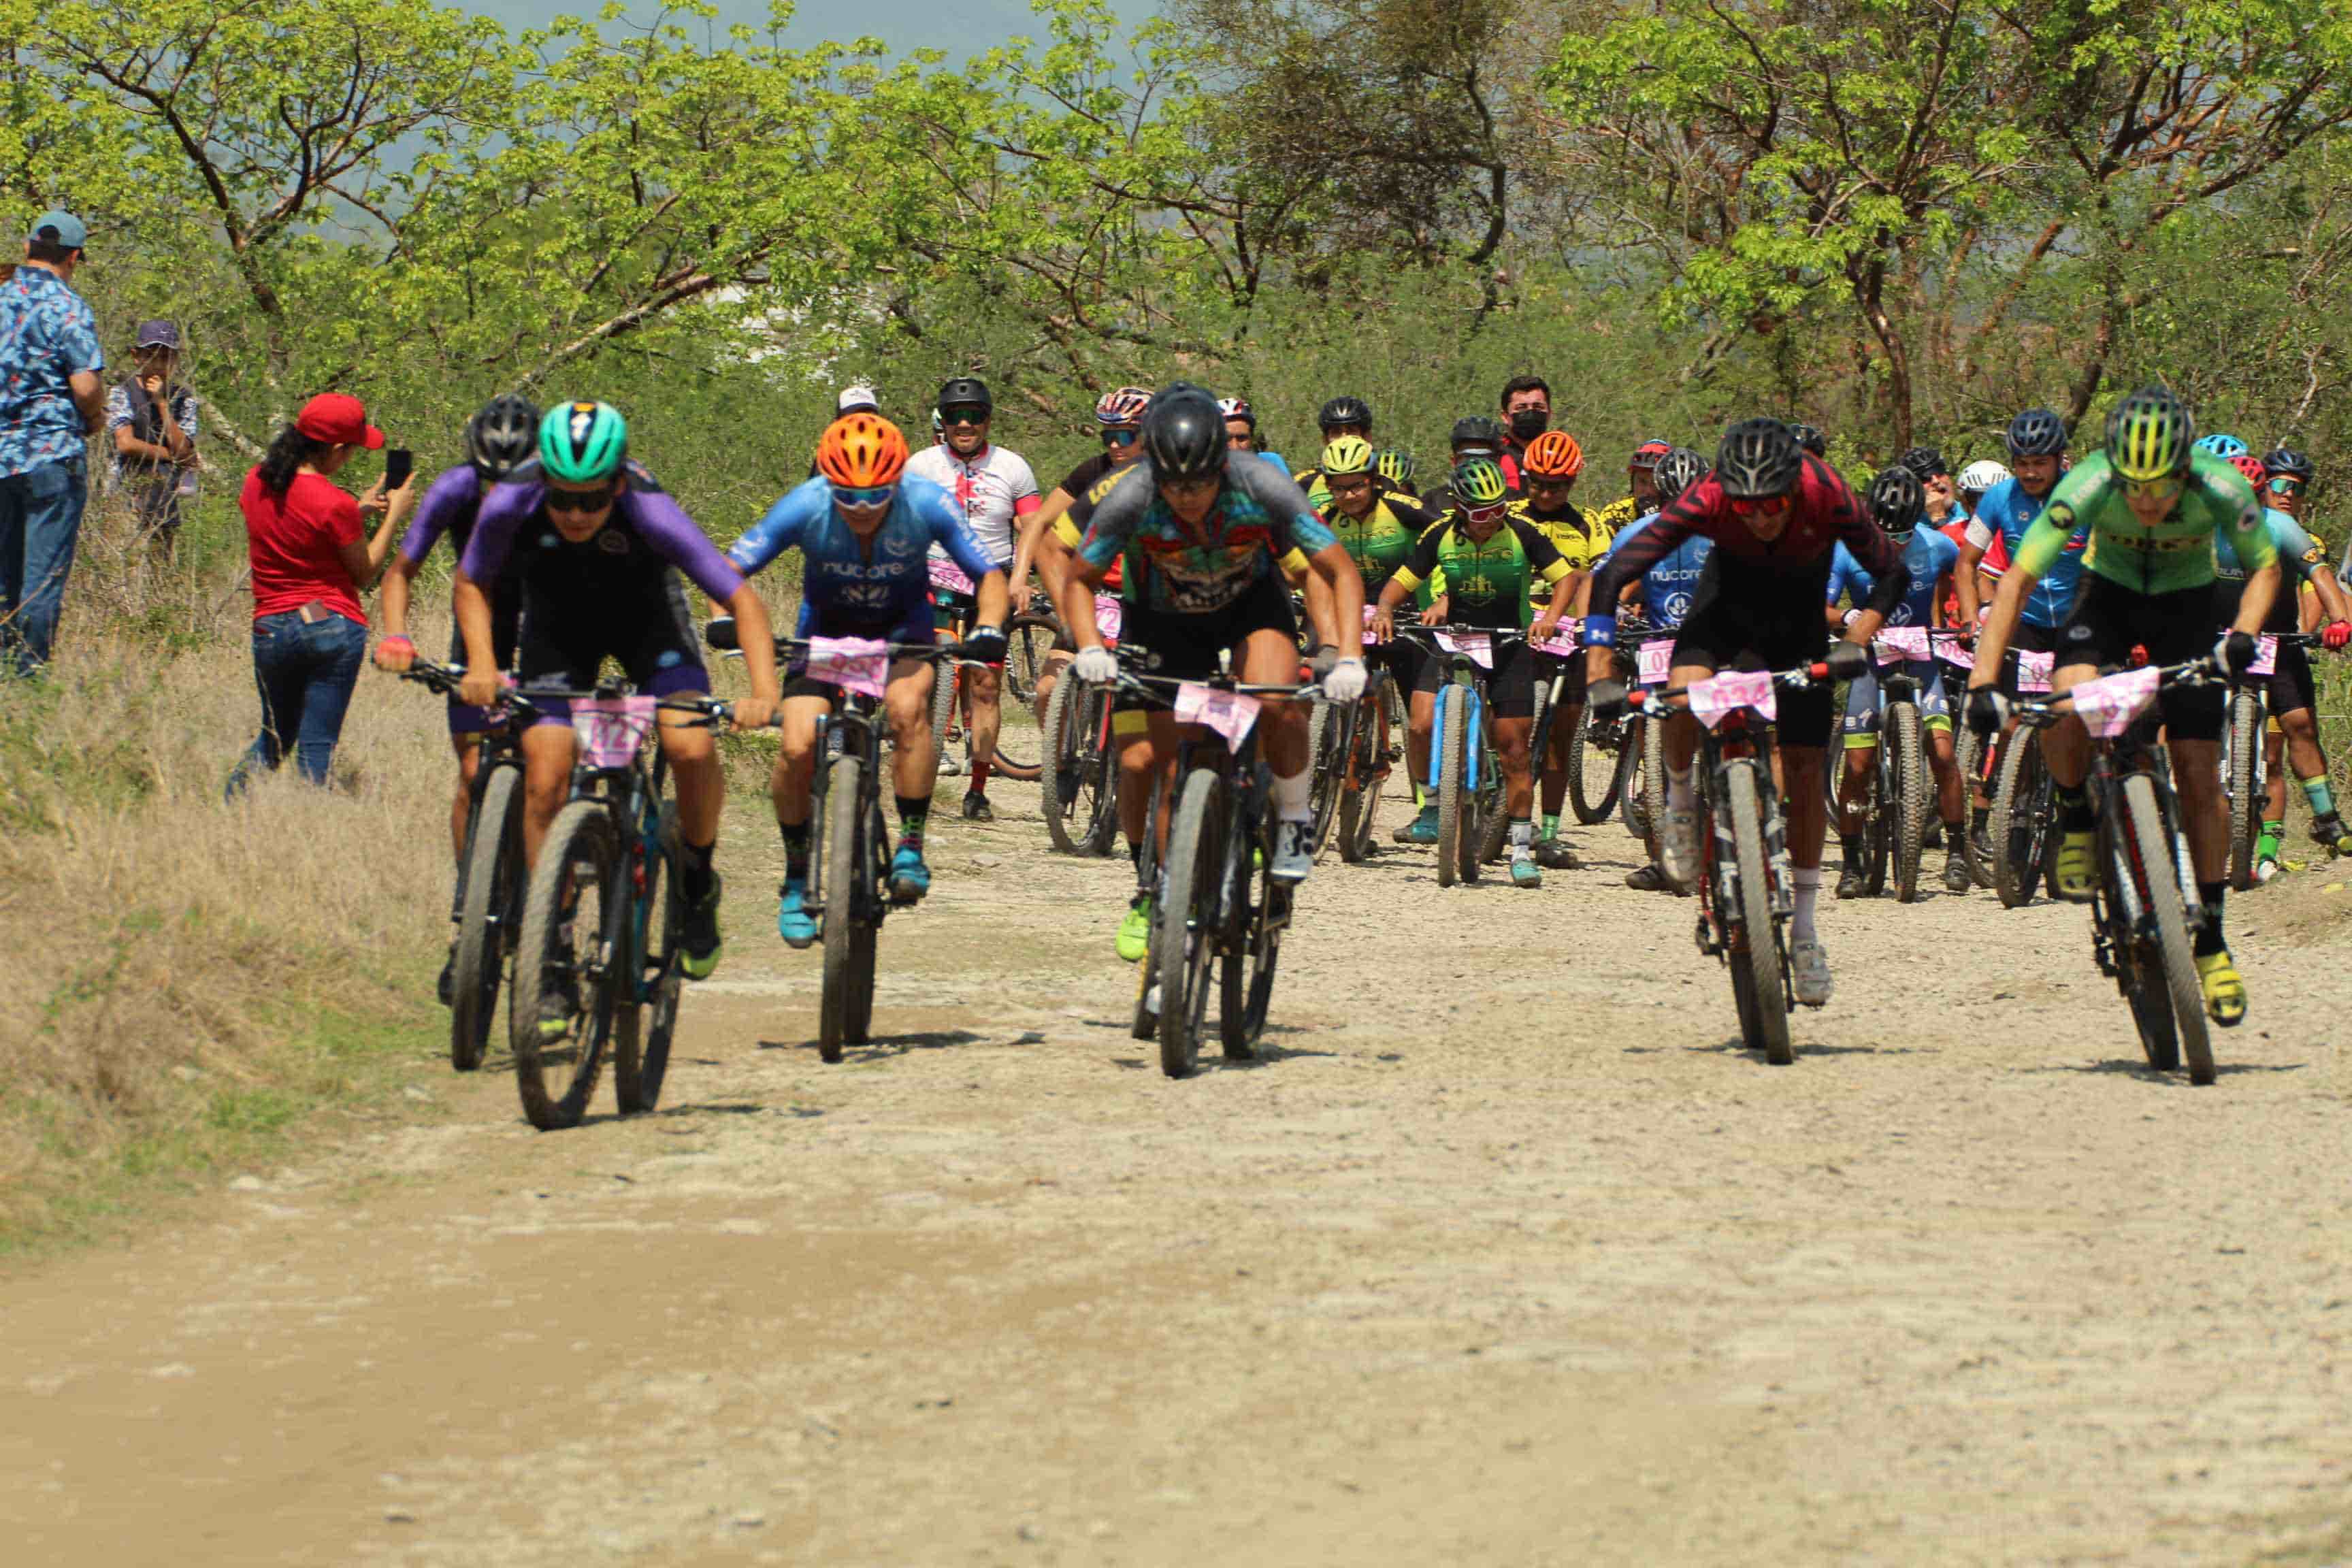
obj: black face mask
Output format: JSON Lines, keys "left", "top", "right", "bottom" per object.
{"left": 1508, "top": 409, "right": 1548, "bottom": 441}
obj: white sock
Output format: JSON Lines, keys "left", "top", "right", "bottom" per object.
{"left": 1667, "top": 764, "right": 1695, "bottom": 812}
{"left": 1791, "top": 868, "right": 1823, "bottom": 943}
{"left": 1271, "top": 767, "right": 1311, "bottom": 822}
{"left": 1509, "top": 817, "right": 1533, "bottom": 852}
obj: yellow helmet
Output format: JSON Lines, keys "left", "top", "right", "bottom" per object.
{"left": 1322, "top": 435, "right": 1376, "bottom": 476}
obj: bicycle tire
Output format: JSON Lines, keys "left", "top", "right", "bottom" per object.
{"left": 1991, "top": 726, "right": 2046, "bottom": 909}
{"left": 2106, "top": 821, "right": 2181, "bottom": 1072}
{"left": 1638, "top": 712, "right": 1669, "bottom": 849}
{"left": 1157, "top": 768, "right": 1226, "bottom": 1077}
{"left": 1956, "top": 725, "right": 1995, "bottom": 888}
{"left": 1725, "top": 763, "right": 1793, "bottom": 1064}
{"left": 1567, "top": 704, "right": 1624, "bottom": 823}
{"left": 2226, "top": 689, "right": 2262, "bottom": 891}
{"left": 1305, "top": 698, "right": 1345, "bottom": 859}
{"left": 1131, "top": 786, "right": 1163, "bottom": 1041}
{"left": 1218, "top": 825, "right": 1279, "bottom": 1060}
{"left": 1435, "top": 688, "right": 1467, "bottom": 887}
{"left": 509, "top": 801, "right": 620, "bottom": 1130}
{"left": 2123, "top": 772, "right": 2215, "bottom": 1085}
{"left": 926, "top": 662, "right": 958, "bottom": 770}
{"left": 617, "top": 804, "right": 685, "bottom": 1115}
{"left": 1337, "top": 679, "right": 1388, "bottom": 862}
{"left": 450, "top": 763, "right": 523, "bottom": 1073}
{"left": 1889, "top": 702, "right": 1928, "bottom": 903}
{"left": 1002, "top": 612, "right": 1058, "bottom": 708}
{"left": 1040, "top": 674, "right": 1111, "bottom": 855}
{"left": 1862, "top": 738, "right": 1891, "bottom": 898}
{"left": 1477, "top": 743, "right": 1509, "bottom": 871}
{"left": 819, "top": 755, "right": 864, "bottom": 1064}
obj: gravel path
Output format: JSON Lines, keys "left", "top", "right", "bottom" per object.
{"left": 5, "top": 771, "right": 2349, "bottom": 1566}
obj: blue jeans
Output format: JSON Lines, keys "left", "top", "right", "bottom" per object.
{"left": 227, "top": 611, "right": 368, "bottom": 796}
{"left": 0, "top": 457, "right": 88, "bottom": 677}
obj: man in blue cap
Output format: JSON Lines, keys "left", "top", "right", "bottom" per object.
{"left": 0, "top": 209, "right": 105, "bottom": 676}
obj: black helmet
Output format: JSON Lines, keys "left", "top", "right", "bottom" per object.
{"left": 1789, "top": 422, "right": 1828, "bottom": 457}
{"left": 2262, "top": 445, "right": 2315, "bottom": 484}
{"left": 1867, "top": 466, "right": 1925, "bottom": 535}
{"left": 1714, "top": 418, "right": 1803, "bottom": 498}
{"left": 1450, "top": 414, "right": 1505, "bottom": 451}
{"left": 466, "top": 394, "right": 540, "bottom": 483}
{"left": 1318, "top": 395, "right": 1372, "bottom": 432}
{"left": 1899, "top": 445, "right": 1946, "bottom": 480}
{"left": 1654, "top": 446, "right": 1708, "bottom": 502}
{"left": 1143, "top": 384, "right": 1227, "bottom": 483}
{"left": 936, "top": 375, "right": 992, "bottom": 414}
{"left": 2004, "top": 406, "right": 2068, "bottom": 459}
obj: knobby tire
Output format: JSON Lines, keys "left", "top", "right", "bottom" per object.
{"left": 510, "top": 801, "right": 619, "bottom": 1130}
{"left": 450, "top": 763, "right": 523, "bottom": 1073}
{"left": 2123, "top": 772, "right": 2215, "bottom": 1085}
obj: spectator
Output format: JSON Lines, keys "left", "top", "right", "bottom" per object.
{"left": 226, "top": 393, "right": 412, "bottom": 796}
{"left": 836, "top": 383, "right": 881, "bottom": 416}
{"left": 106, "top": 318, "right": 200, "bottom": 557}
{"left": 1497, "top": 373, "right": 1552, "bottom": 487}
{"left": 0, "top": 209, "right": 105, "bottom": 678}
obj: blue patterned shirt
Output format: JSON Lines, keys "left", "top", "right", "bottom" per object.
{"left": 0, "top": 267, "right": 102, "bottom": 477}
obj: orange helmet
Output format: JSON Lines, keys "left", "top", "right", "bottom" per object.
{"left": 1523, "top": 429, "right": 1584, "bottom": 480}
{"left": 817, "top": 413, "right": 910, "bottom": 489}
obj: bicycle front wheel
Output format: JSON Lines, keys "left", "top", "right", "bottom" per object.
{"left": 1568, "top": 704, "right": 1624, "bottom": 823}
{"left": 2226, "top": 689, "right": 2263, "bottom": 891}
{"left": 1002, "top": 612, "right": 1058, "bottom": 707}
{"left": 510, "top": 801, "right": 621, "bottom": 1130}
{"left": 451, "top": 762, "right": 523, "bottom": 1073}
{"left": 819, "top": 755, "right": 866, "bottom": 1063}
{"left": 2123, "top": 772, "right": 2215, "bottom": 1085}
{"left": 1337, "top": 681, "right": 1387, "bottom": 863}
{"left": 1040, "top": 674, "right": 1114, "bottom": 855}
{"left": 1889, "top": 702, "right": 1928, "bottom": 902}
{"left": 1156, "top": 768, "right": 1228, "bottom": 1078}
{"left": 616, "top": 804, "right": 685, "bottom": 1115}
{"left": 1218, "top": 831, "right": 1281, "bottom": 1060}
{"left": 1991, "top": 727, "right": 2046, "bottom": 909}
{"left": 1724, "top": 763, "right": 1793, "bottom": 1065}
{"left": 1435, "top": 688, "right": 1468, "bottom": 887}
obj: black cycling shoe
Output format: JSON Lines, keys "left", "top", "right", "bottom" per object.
{"left": 1835, "top": 853, "right": 1867, "bottom": 900}
{"left": 962, "top": 791, "right": 994, "bottom": 823}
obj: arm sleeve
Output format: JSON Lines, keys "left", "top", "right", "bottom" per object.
{"left": 61, "top": 299, "right": 101, "bottom": 373}
{"left": 1963, "top": 516, "right": 1997, "bottom": 552}
{"left": 458, "top": 481, "right": 534, "bottom": 583}
{"left": 727, "top": 482, "right": 817, "bottom": 576}
{"left": 397, "top": 467, "right": 480, "bottom": 566}
{"left": 1513, "top": 519, "right": 1572, "bottom": 584}
{"left": 628, "top": 487, "right": 744, "bottom": 602}
{"left": 1009, "top": 454, "right": 1040, "bottom": 510}
{"left": 178, "top": 391, "right": 199, "bottom": 442}
{"left": 917, "top": 481, "right": 1004, "bottom": 583}
{"left": 327, "top": 487, "right": 364, "bottom": 548}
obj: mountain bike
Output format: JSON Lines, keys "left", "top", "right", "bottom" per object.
{"left": 1630, "top": 657, "right": 1835, "bottom": 1065}
{"left": 925, "top": 559, "right": 1043, "bottom": 782}
{"left": 1988, "top": 647, "right": 2060, "bottom": 908}
{"left": 1113, "top": 655, "right": 1315, "bottom": 1078}
{"left": 2223, "top": 632, "right": 2313, "bottom": 889}
{"left": 2010, "top": 657, "right": 2221, "bottom": 1084}
{"left": 1829, "top": 625, "right": 1955, "bottom": 903}
{"left": 1396, "top": 625, "right": 1513, "bottom": 885}
{"left": 1039, "top": 590, "right": 1128, "bottom": 855}
{"left": 508, "top": 684, "right": 745, "bottom": 1130}
{"left": 1530, "top": 627, "right": 1634, "bottom": 826}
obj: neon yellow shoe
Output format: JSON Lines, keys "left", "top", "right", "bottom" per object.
{"left": 2195, "top": 950, "right": 2247, "bottom": 1028}
{"left": 2053, "top": 830, "right": 2097, "bottom": 902}
{"left": 1115, "top": 894, "right": 1153, "bottom": 962}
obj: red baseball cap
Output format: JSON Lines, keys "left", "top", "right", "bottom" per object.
{"left": 295, "top": 393, "right": 385, "bottom": 450}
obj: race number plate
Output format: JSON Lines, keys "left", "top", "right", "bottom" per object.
{"left": 1685, "top": 669, "right": 1777, "bottom": 730}
{"left": 2070, "top": 666, "right": 2162, "bottom": 739}
{"left": 1174, "top": 682, "right": 1262, "bottom": 747}
{"left": 572, "top": 696, "right": 659, "bottom": 769}
{"left": 806, "top": 636, "right": 891, "bottom": 698}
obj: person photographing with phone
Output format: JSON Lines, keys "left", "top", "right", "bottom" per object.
{"left": 226, "top": 393, "right": 412, "bottom": 796}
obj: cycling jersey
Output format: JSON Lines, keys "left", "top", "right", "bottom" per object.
{"left": 1601, "top": 512, "right": 1713, "bottom": 629}
{"left": 1320, "top": 494, "right": 1443, "bottom": 598}
{"left": 1074, "top": 453, "right": 1335, "bottom": 615}
{"left": 1292, "top": 466, "right": 1411, "bottom": 514}
{"left": 1588, "top": 494, "right": 1644, "bottom": 535}
{"left": 1518, "top": 499, "right": 1612, "bottom": 574}
{"left": 2018, "top": 449, "right": 2272, "bottom": 595}
{"left": 1965, "top": 474, "right": 2078, "bottom": 627}
{"left": 399, "top": 463, "right": 522, "bottom": 728}
{"left": 2214, "top": 505, "right": 2323, "bottom": 632}
{"left": 1826, "top": 527, "right": 1959, "bottom": 628}
{"left": 729, "top": 473, "right": 1000, "bottom": 639}
{"left": 902, "top": 442, "right": 1039, "bottom": 566}
{"left": 1391, "top": 512, "right": 1571, "bottom": 630}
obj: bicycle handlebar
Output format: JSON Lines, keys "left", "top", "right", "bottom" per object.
{"left": 2009, "top": 656, "right": 2222, "bottom": 729}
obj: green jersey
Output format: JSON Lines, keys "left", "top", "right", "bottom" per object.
{"left": 2019, "top": 450, "right": 2274, "bottom": 595}
{"left": 1320, "top": 494, "right": 1443, "bottom": 598}
{"left": 1392, "top": 512, "right": 1571, "bottom": 630}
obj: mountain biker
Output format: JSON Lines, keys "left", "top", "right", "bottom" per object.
{"left": 1582, "top": 418, "right": 1905, "bottom": 1006}
{"left": 1010, "top": 386, "right": 1151, "bottom": 737}
{"left": 1219, "top": 397, "right": 1288, "bottom": 474}
{"left": 1292, "top": 395, "right": 1379, "bottom": 510}
{"left": 373, "top": 393, "right": 538, "bottom": 1002}
{"left": 727, "top": 413, "right": 1009, "bottom": 947}
{"left": 1825, "top": 466, "right": 1970, "bottom": 896}
{"left": 1061, "top": 384, "right": 1367, "bottom": 909}
{"left": 1374, "top": 448, "right": 1421, "bottom": 505}
{"left": 1964, "top": 387, "right": 2279, "bottom": 1025}
{"left": 904, "top": 376, "right": 1040, "bottom": 824}
{"left": 455, "top": 401, "right": 781, "bottom": 992}
{"left": 1516, "top": 429, "right": 1614, "bottom": 866}
{"left": 1371, "top": 455, "right": 1578, "bottom": 887}
{"left": 1596, "top": 444, "right": 1711, "bottom": 892}
{"left": 1956, "top": 459, "right": 2010, "bottom": 522}
{"left": 1587, "top": 438, "right": 1673, "bottom": 536}
{"left": 1420, "top": 416, "right": 1524, "bottom": 514}
{"left": 1317, "top": 434, "right": 1444, "bottom": 832}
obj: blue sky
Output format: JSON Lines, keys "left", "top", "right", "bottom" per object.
{"left": 463, "top": 1, "right": 1134, "bottom": 59}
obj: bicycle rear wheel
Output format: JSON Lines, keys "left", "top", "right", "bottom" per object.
{"left": 2226, "top": 689, "right": 2263, "bottom": 891}
{"left": 1435, "top": 688, "right": 1468, "bottom": 887}
{"left": 2123, "top": 772, "right": 2215, "bottom": 1084}
{"left": 451, "top": 762, "right": 523, "bottom": 1073}
{"left": 1567, "top": 705, "right": 1624, "bottom": 823}
{"left": 1991, "top": 727, "right": 2046, "bottom": 909}
{"left": 1637, "top": 712, "right": 1669, "bottom": 847}
{"left": 1337, "top": 681, "right": 1386, "bottom": 863}
{"left": 617, "top": 804, "right": 685, "bottom": 1115}
{"left": 1218, "top": 822, "right": 1281, "bottom": 1059}
{"left": 1002, "top": 612, "right": 1058, "bottom": 708}
{"left": 1157, "top": 768, "right": 1228, "bottom": 1077}
{"left": 1889, "top": 702, "right": 1929, "bottom": 903}
{"left": 509, "top": 801, "right": 621, "bottom": 1130}
{"left": 1305, "top": 698, "right": 1348, "bottom": 859}
{"left": 1041, "top": 676, "right": 1117, "bottom": 855}
{"left": 926, "top": 662, "right": 959, "bottom": 773}
{"left": 1723, "top": 764, "right": 1793, "bottom": 1064}
{"left": 818, "top": 755, "right": 865, "bottom": 1064}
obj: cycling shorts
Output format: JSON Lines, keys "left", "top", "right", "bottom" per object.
{"left": 1413, "top": 633, "right": 1537, "bottom": 718}
{"left": 1841, "top": 658, "right": 1950, "bottom": 749}
{"left": 2055, "top": 578, "right": 2224, "bottom": 742}
{"left": 516, "top": 576, "right": 708, "bottom": 725}
{"left": 446, "top": 602, "right": 521, "bottom": 737}
{"left": 1996, "top": 619, "right": 2061, "bottom": 700}
{"left": 2263, "top": 637, "right": 2318, "bottom": 719}
{"left": 1117, "top": 568, "right": 1298, "bottom": 689}
{"left": 1671, "top": 572, "right": 1834, "bottom": 743}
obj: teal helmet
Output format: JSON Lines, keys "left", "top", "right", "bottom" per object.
{"left": 539, "top": 400, "right": 628, "bottom": 484}
{"left": 1374, "top": 447, "right": 1416, "bottom": 488}
{"left": 1454, "top": 456, "right": 1510, "bottom": 506}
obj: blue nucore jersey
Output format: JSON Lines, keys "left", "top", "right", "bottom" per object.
{"left": 1603, "top": 512, "right": 1712, "bottom": 629}
{"left": 729, "top": 474, "right": 1000, "bottom": 636}
{"left": 1970, "top": 475, "right": 2082, "bottom": 628}
{"left": 1828, "top": 527, "right": 1958, "bottom": 627}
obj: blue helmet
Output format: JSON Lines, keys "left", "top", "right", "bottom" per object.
{"left": 2194, "top": 433, "right": 2249, "bottom": 459}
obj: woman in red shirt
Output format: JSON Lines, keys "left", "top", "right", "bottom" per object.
{"left": 226, "top": 393, "right": 411, "bottom": 794}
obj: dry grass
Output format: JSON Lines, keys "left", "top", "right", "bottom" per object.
{"left": 1, "top": 502, "right": 452, "bottom": 1247}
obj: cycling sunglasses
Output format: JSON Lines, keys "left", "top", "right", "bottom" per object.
{"left": 1463, "top": 500, "right": 1512, "bottom": 525}
{"left": 544, "top": 485, "right": 617, "bottom": 514}
{"left": 1102, "top": 427, "right": 1141, "bottom": 448}
{"left": 832, "top": 483, "right": 898, "bottom": 508}
{"left": 941, "top": 405, "right": 990, "bottom": 427}
{"left": 2123, "top": 475, "right": 2186, "bottom": 503}
{"left": 1727, "top": 493, "right": 1791, "bottom": 517}
{"left": 2270, "top": 475, "right": 2305, "bottom": 497}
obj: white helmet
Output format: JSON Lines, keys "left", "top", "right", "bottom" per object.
{"left": 1958, "top": 459, "right": 2010, "bottom": 494}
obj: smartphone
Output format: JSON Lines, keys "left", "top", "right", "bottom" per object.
{"left": 384, "top": 448, "right": 413, "bottom": 489}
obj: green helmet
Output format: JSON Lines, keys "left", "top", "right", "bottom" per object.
{"left": 1375, "top": 447, "right": 1416, "bottom": 488}
{"left": 1453, "top": 456, "right": 1509, "bottom": 506}
{"left": 1322, "top": 435, "right": 1375, "bottom": 476}
{"left": 2105, "top": 385, "right": 2195, "bottom": 483}
{"left": 539, "top": 400, "right": 629, "bottom": 484}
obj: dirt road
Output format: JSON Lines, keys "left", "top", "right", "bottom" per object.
{"left": 5, "top": 775, "right": 2350, "bottom": 1566}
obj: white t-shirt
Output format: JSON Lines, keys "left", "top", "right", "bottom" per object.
{"left": 904, "top": 442, "right": 1039, "bottom": 566}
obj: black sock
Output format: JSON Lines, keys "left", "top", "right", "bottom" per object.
{"left": 2195, "top": 882, "right": 2227, "bottom": 956}
{"left": 779, "top": 820, "right": 809, "bottom": 879}
{"left": 2055, "top": 783, "right": 2094, "bottom": 833}
{"left": 681, "top": 836, "right": 716, "bottom": 904}
{"left": 1970, "top": 806, "right": 1989, "bottom": 832}
{"left": 896, "top": 794, "right": 930, "bottom": 845}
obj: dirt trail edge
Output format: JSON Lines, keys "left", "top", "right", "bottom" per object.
{"left": 5, "top": 783, "right": 2350, "bottom": 1567}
